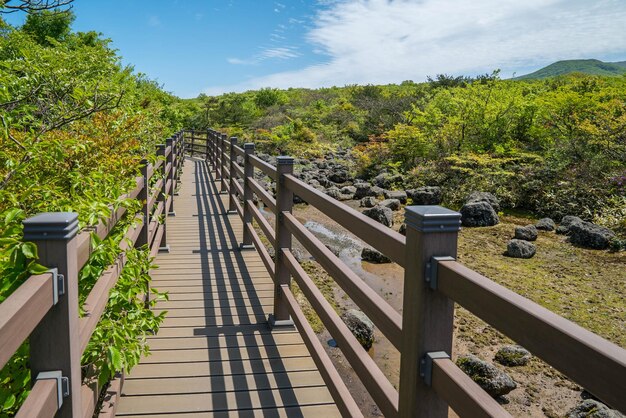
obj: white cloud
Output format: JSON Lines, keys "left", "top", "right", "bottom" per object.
{"left": 206, "top": 0, "right": 626, "bottom": 94}
{"left": 227, "top": 46, "right": 301, "bottom": 66}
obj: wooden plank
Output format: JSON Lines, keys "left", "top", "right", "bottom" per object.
{"left": 138, "top": 343, "right": 310, "bottom": 364}
{"left": 147, "top": 333, "right": 305, "bottom": 350}
{"left": 160, "top": 313, "right": 269, "bottom": 328}
{"left": 116, "top": 386, "right": 334, "bottom": 415}
{"left": 0, "top": 272, "right": 53, "bottom": 369}
{"left": 119, "top": 404, "right": 341, "bottom": 418}
{"left": 123, "top": 370, "right": 326, "bottom": 396}
{"left": 15, "top": 378, "right": 58, "bottom": 418}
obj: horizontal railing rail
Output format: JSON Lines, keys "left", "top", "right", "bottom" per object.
{"left": 189, "top": 127, "right": 626, "bottom": 418}
{"left": 0, "top": 131, "right": 185, "bottom": 418}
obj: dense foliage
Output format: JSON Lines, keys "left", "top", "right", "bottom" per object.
{"left": 0, "top": 7, "right": 190, "bottom": 416}
{"left": 185, "top": 74, "right": 626, "bottom": 237}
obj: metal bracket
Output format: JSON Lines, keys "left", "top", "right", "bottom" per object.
{"left": 37, "top": 371, "right": 69, "bottom": 410}
{"left": 48, "top": 268, "right": 65, "bottom": 305}
{"left": 268, "top": 314, "right": 295, "bottom": 330}
{"left": 419, "top": 351, "right": 450, "bottom": 386}
{"left": 425, "top": 256, "right": 455, "bottom": 290}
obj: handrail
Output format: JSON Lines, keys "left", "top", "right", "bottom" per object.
{"left": 249, "top": 154, "right": 277, "bottom": 180}
{"left": 280, "top": 284, "right": 364, "bottom": 418}
{"left": 0, "top": 130, "right": 185, "bottom": 418}
{"left": 282, "top": 249, "right": 399, "bottom": 417}
{"left": 438, "top": 260, "right": 626, "bottom": 411}
{"left": 198, "top": 127, "right": 626, "bottom": 418}
{"left": 283, "top": 212, "right": 402, "bottom": 349}
{"left": 247, "top": 176, "right": 277, "bottom": 213}
{"left": 284, "top": 174, "right": 406, "bottom": 267}
{"left": 0, "top": 272, "right": 54, "bottom": 369}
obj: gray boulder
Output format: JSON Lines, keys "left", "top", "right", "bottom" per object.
{"left": 380, "top": 199, "right": 401, "bottom": 211}
{"left": 536, "top": 217, "right": 556, "bottom": 231}
{"left": 456, "top": 355, "right": 517, "bottom": 397}
{"left": 466, "top": 191, "right": 500, "bottom": 212}
{"left": 370, "top": 186, "right": 385, "bottom": 198}
{"left": 361, "top": 247, "right": 391, "bottom": 264}
{"left": 383, "top": 190, "right": 407, "bottom": 204}
{"left": 514, "top": 225, "right": 538, "bottom": 241}
{"left": 363, "top": 205, "right": 394, "bottom": 227}
{"left": 460, "top": 201, "right": 499, "bottom": 227}
{"left": 398, "top": 223, "right": 407, "bottom": 236}
{"left": 342, "top": 309, "right": 375, "bottom": 350}
{"left": 360, "top": 197, "right": 378, "bottom": 208}
{"left": 494, "top": 345, "right": 531, "bottom": 367}
{"left": 567, "top": 400, "right": 624, "bottom": 418}
{"left": 407, "top": 186, "right": 443, "bottom": 205}
{"left": 557, "top": 215, "right": 584, "bottom": 235}
{"left": 569, "top": 222, "right": 615, "bottom": 250}
{"left": 354, "top": 182, "right": 375, "bottom": 199}
{"left": 506, "top": 239, "right": 536, "bottom": 259}
{"left": 325, "top": 186, "right": 341, "bottom": 200}
{"left": 329, "top": 170, "right": 350, "bottom": 184}
{"left": 340, "top": 185, "right": 357, "bottom": 196}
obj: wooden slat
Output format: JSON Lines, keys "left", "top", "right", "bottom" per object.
{"left": 432, "top": 358, "right": 511, "bottom": 417}
{"left": 0, "top": 272, "right": 53, "bottom": 369}
{"left": 284, "top": 212, "right": 402, "bottom": 349}
{"left": 439, "top": 260, "right": 626, "bottom": 411}
{"left": 233, "top": 144, "right": 245, "bottom": 157}
{"left": 282, "top": 249, "right": 399, "bottom": 417}
{"left": 15, "top": 378, "right": 57, "bottom": 418}
{"left": 247, "top": 177, "right": 276, "bottom": 213}
{"left": 249, "top": 154, "right": 277, "bottom": 180}
{"left": 118, "top": 404, "right": 341, "bottom": 418}
{"left": 246, "top": 222, "right": 275, "bottom": 279}
{"left": 284, "top": 174, "right": 406, "bottom": 267}
{"left": 281, "top": 285, "right": 364, "bottom": 418}
{"left": 248, "top": 199, "right": 276, "bottom": 246}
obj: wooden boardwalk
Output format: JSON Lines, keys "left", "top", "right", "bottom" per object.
{"left": 116, "top": 157, "right": 340, "bottom": 417}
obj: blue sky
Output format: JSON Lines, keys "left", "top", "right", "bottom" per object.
{"left": 5, "top": 0, "right": 626, "bottom": 98}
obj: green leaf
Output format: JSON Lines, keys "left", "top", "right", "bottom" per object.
{"left": 21, "top": 242, "right": 38, "bottom": 259}
{"left": 107, "top": 346, "right": 123, "bottom": 371}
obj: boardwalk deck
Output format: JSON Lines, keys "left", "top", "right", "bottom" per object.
{"left": 116, "top": 157, "right": 340, "bottom": 417}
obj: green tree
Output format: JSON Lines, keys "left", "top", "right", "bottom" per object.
{"left": 21, "top": 8, "right": 74, "bottom": 45}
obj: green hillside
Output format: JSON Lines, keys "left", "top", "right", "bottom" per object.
{"left": 515, "top": 59, "right": 626, "bottom": 79}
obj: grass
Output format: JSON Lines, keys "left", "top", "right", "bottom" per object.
{"left": 456, "top": 214, "right": 626, "bottom": 347}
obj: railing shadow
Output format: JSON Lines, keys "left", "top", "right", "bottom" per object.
{"left": 190, "top": 158, "right": 306, "bottom": 417}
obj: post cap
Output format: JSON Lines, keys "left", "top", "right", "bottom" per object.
{"left": 166, "top": 136, "right": 173, "bottom": 143}
{"left": 230, "top": 136, "right": 237, "bottom": 144}
{"left": 405, "top": 205, "right": 461, "bottom": 233}
{"left": 243, "top": 143, "right": 255, "bottom": 150}
{"left": 23, "top": 212, "right": 79, "bottom": 240}
{"left": 276, "top": 156, "right": 294, "bottom": 165}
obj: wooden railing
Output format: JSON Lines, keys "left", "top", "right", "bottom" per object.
{"left": 185, "top": 128, "right": 626, "bottom": 418}
{"left": 0, "top": 132, "right": 185, "bottom": 418}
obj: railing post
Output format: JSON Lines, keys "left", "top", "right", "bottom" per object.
{"left": 220, "top": 133, "right": 228, "bottom": 194}
{"left": 190, "top": 129, "right": 195, "bottom": 157}
{"left": 23, "top": 213, "right": 81, "bottom": 418}
{"left": 213, "top": 131, "right": 219, "bottom": 173}
{"left": 157, "top": 143, "right": 169, "bottom": 253}
{"left": 206, "top": 130, "right": 212, "bottom": 167}
{"left": 241, "top": 143, "right": 255, "bottom": 248}
{"left": 167, "top": 136, "right": 176, "bottom": 216}
{"left": 269, "top": 156, "right": 294, "bottom": 329}
{"left": 136, "top": 159, "right": 150, "bottom": 248}
{"left": 228, "top": 136, "right": 238, "bottom": 213}
{"left": 215, "top": 132, "right": 222, "bottom": 181}
{"left": 398, "top": 206, "right": 461, "bottom": 418}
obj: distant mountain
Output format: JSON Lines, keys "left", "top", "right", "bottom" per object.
{"left": 515, "top": 59, "right": 626, "bottom": 80}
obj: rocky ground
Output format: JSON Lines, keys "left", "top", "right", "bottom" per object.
{"left": 250, "top": 152, "right": 625, "bottom": 417}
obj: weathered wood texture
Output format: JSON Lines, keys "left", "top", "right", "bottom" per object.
{"left": 116, "top": 157, "right": 339, "bottom": 417}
